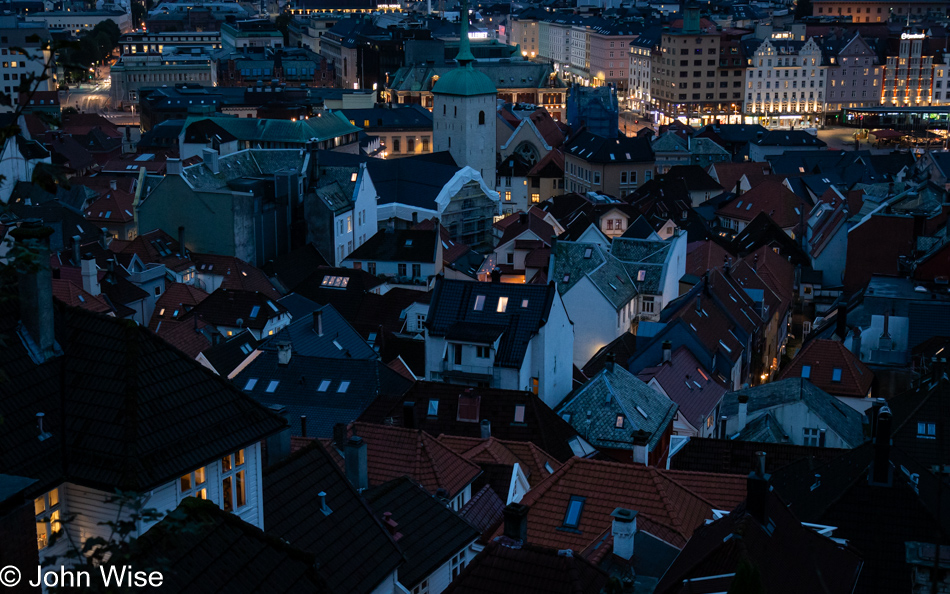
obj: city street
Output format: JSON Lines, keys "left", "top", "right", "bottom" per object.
{"left": 61, "top": 71, "right": 112, "bottom": 114}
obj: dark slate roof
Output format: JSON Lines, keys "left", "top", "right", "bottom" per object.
{"left": 345, "top": 228, "right": 439, "bottom": 264}
{"left": 426, "top": 277, "right": 557, "bottom": 368}
{"left": 263, "top": 442, "right": 405, "bottom": 593}
{"left": 637, "top": 346, "right": 726, "bottom": 431}
{"left": 199, "top": 330, "right": 260, "bottom": 377}
{"left": 722, "top": 378, "right": 866, "bottom": 447}
{"left": 0, "top": 299, "right": 286, "bottom": 497}
{"left": 564, "top": 131, "right": 654, "bottom": 164}
{"left": 556, "top": 364, "right": 678, "bottom": 452}
{"left": 442, "top": 540, "right": 608, "bottom": 594}
{"left": 458, "top": 484, "right": 506, "bottom": 533}
{"left": 263, "top": 303, "right": 375, "bottom": 360}
{"left": 339, "top": 104, "right": 434, "bottom": 129}
{"left": 262, "top": 244, "right": 330, "bottom": 294}
{"left": 128, "top": 498, "right": 330, "bottom": 594}
{"left": 670, "top": 437, "right": 841, "bottom": 475}
{"left": 364, "top": 477, "right": 480, "bottom": 588}
{"left": 551, "top": 241, "right": 637, "bottom": 310}
{"left": 277, "top": 292, "right": 322, "bottom": 319}
{"left": 190, "top": 288, "right": 287, "bottom": 331}
{"left": 752, "top": 129, "right": 827, "bottom": 148}
{"left": 581, "top": 332, "right": 638, "bottom": 377}
{"left": 237, "top": 351, "right": 413, "bottom": 438}
{"left": 653, "top": 493, "right": 864, "bottom": 594}
{"left": 359, "top": 381, "right": 584, "bottom": 462}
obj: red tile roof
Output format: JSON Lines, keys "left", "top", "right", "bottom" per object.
{"left": 115, "top": 229, "right": 193, "bottom": 273}
{"left": 661, "top": 469, "right": 748, "bottom": 511}
{"left": 321, "top": 422, "right": 482, "bottom": 498}
{"left": 737, "top": 245, "right": 796, "bottom": 316}
{"left": 191, "top": 253, "right": 282, "bottom": 299}
{"left": 707, "top": 162, "right": 771, "bottom": 193}
{"left": 153, "top": 318, "right": 212, "bottom": 359}
{"left": 497, "top": 211, "right": 555, "bottom": 248}
{"left": 491, "top": 457, "right": 744, "bottom": 551}
{"left": 61, "top": 113, "right": 121, "bottom": 138}
{"left": 637, "top": 347, "right": 727, "bottom": 432}
{"left": 437, "top": 435, "right": 562, "bottom": 487}
{"left": 84, "top": 189, "right": 135, "bottom": 224}
{"left": 386, "top": 355, "right": 419, "bottom": 381}
{"left": 148, "top": 283, "right": 210, "bottom": 331}
{"left": 685, "top": 240, "right": 733, "bottom": 278}
{"left": 528, "top": 108, "right": 566, "bottom": 148}
{"left": 716, "top": 179, "right": 807, "bottom": 230}
{"left": 51, "top": 279, "right": 112, "bottom": 314}
{"left": 777, "top": 339, "right": 873, "bottom": 398}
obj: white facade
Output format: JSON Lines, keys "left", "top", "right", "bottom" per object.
{"left": 726, "top": 400, "right": 853, "bottom": 448}
{"left": 932, "top": 55, "right": 950, "bottom": 104}
{"left": 25, "top": 10, "right": 132, "bottom": 34}
{"left": 561, "top": 275, "right": 637, "bottom": 368}
{"left": 0, "top": 117, "right": 50, "bottom": 203}
{"left": 433, "top": 92, "right": 497, "bottom": 181}
{"left": 744, "top": 36, "right": 826, "bottom": 126}
{"left": 330, "top": 163, "right": 378, "bottom": 266}
{"left": 627, "top": 44, "right": 652, "bottom": 112}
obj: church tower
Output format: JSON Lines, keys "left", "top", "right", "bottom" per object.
{"left": 431, "top": 0, "right": 496, "bottom": 180}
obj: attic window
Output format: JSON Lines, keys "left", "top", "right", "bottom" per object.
{"left": 267, "top": 301, "right": 279, "bottom": 312}
{"left": 474, "top": 295, "right": 486, "bottom": 311}
{"left": 745, "top": 203, "right": 752, "bottom": 211}
{"left": 159, "top": 308, "right": 166, "bottom": 316}
{"left": 584, "top": 247, "right": 593, "bottom": 259}
{"left": 799, "top": 167, "right": 805, "bottom": 173}
{"left": 497, "top": 296, "right": 509, "bottom": 313}
{"left": 321, "top": 275, "right": 349, "bottom": 288}
{"left": 801, "top": 365, "right": 811, "bottom": 379}
{"left": 615, "top": 414, "right": 624, "bottom": 428}
{"left": 249, "top": 305, "right": 261, "bottom": 319}
{"left": 427, "top": 399, "right": 439, "bottom": 416}
{"left": 333, "top": 340, "right": 343, "bottom": 350}
{"left": 736, "top": 201, "right": 743, "bottom": 209}
{"left": 240, "top": 343, "right": 253, "bottom": 355}
{"left": 832, "top": 368, "right": 842, "bottom": 382}
{"left": 405, "top": 239, "right": 413, "bottom": 247}
{"left": 265, "top": 380, "right": 280, "bottom": 393}
{"left": 458, "top": 394, "right": 481, "bottom": 422}
{"left": 338, "top": 381, "right": 350, "bottom": 393}
{"left": 544, "top": 462, "right": 554, "bottom": 474}
{"left": 318, "top": 380, "right": 331, "bottom": 392}
{"left": 244, "top": 378, "right": 258, "bottom": 390}
{"left": 637, "top": 270, "right": 646, "bottom": 282}
{"left": 918, "top": 422, "right": 937, "bottom": 439}
{"left": 350, "top": 172, "right": 358, "bottom": 182}
{"left": 719, "top": 340, "right": 732, "bottom": 353}
{"left": 635, "top": 405, "right": 648, "bottom": 419}
{"left": 563, "top": 274, "right": 570, "bottom": 283}
{"left": 562, "top": 496, "right": 585, "bottom": 529}
{"left": 514, "top": 404, "right": 526, "bottom": 423}
{"left": 521, "top": 299, "right": 529, "bottom": 308}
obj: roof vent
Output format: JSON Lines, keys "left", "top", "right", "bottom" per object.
{"left": 37, "top": 412, "right": 52, "bottom": 441}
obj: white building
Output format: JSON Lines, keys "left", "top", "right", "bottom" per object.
{"left": 25, "top": 9, "right": 132, "bottom": 34}
{"left": 0, "top": 17, "right": 54, "bottom": 112}
{"left": 743, "top": 34, "right": 826, "bottom": 128}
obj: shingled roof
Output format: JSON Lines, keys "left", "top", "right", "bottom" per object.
{"left": 0, "top": 299, "right": 286, "bottom": 497}
{"left": 777, "top": 339, "right": 873, "bottom": 399}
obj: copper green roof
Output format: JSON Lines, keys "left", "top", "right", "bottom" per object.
{"left": 432, "top": 65, "right": 497, "bottom": 97}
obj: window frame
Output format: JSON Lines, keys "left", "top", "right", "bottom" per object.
{"left": 35, "top": 487, "right": 63, "bottom": 550}
{"left": 220, "top": 449, "right": 247, "bottom": 513}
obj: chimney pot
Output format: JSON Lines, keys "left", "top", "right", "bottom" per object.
{"left": 738, "top": 393, "right": 749, "bottom": 432}
{"left": 345, "top": 436, "right": 368, "bottom": 491}
{"left": 480, "top": 418, "right": 491, "bottom": 439}
{"left": 71, "top": 234, "right": 81, "bottom": 265}
{"left": 502, "top": 503, "right": 529, "bottom": 543}
{"left": 314, "top": 309, "right": 324, "bottom": 336}
{"left": 81, "top": 255, "right": 101, "bottom": 297}
{"left": 300, "top": 415, "right": 307, "bottom": 437}
{"left": 746, "top": 451, "right": 770, "bottom": 524}
{"left": 11, "top": 220, "right": 56, "bottom": 361}
{"left": 661, "top": 340, "right": 672, "bottom": 363}
{"left": 605, "top": 351, "right": 615, "bottom": 372}
{"left": 276, "top": 341, "right": 292, "bottom": 366}
{"left": 610, "top": 508, "right": 638, "bottom": 561}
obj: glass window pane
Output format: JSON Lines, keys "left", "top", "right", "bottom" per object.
{"left": 37, "top": 521, "right": 48, "bottom": 549}
{"left": 48, "top": 488, "right": 59, "bottom": 508}
{"left": 236, "top": 449, "right": 245, "bottom": 466}
{"left": 196, "top": 488, "right": 207, "bottom": 500}
{"left": 222, "top": 477, "right": 233, "bottom": 512}
{"left": 34, "top": 496, "right": 46, "bottom": 515}
{"left": 51, "top": 509, "right": 61, "bottom": 534}
{"left": 195, "top": 467, "right": 206, "bottom": 485}
{"left": 236, "top": 470, "right": 246, "bottom": 507}
{"left": 222, "top": 455, "right": 232, "bottom": 472}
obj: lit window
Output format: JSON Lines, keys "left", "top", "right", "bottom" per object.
{"left": 563, "top": 496, "right": 585, "bottom": 528}
{"left": 801, "top": 365, "right": 811, "bottom": 379}
{"left": 244, "top": 378, "right": 258, "bottom": 390}
{"left": 474, "top": 295, "right": 485, "bottom": 311}
{"left": 221, "top": 450, "right": 247, "bottom": 512}
{"left": 514, "top": 404, "right": 525, "bottom": 423}
{"left": 179, "top": 467, "right": 208, "bottom": 502}
{"left": 266, "top": 380, "right": 280, "bottom": 393}
{"left": 615, "top": 415, "right": 624, "bottom": 428}
{"left": 497, "top": 296, "right": 509, "bottom": 313}
{"left": 521, "top": 299, "right": 529, "bottom": 308}
{"left": 35, "top": 488, "right": 62, "bottom": 550}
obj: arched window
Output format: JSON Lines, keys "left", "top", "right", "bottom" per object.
{"left": 478, "top": 111, "right": 485, "bottom": 125}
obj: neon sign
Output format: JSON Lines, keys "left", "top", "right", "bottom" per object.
{"left": 901, "top": 32, "right": 925, "bottom": 39}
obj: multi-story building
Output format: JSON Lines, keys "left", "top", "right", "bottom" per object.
{"left": 218, "top": 47, "right": 336, "bottom": 89}
{"left": 563, "top": 132, "right": 655, "bottom": 198}
{"left": 24, "top": 9, "right": 132, "bottom": 34}
{"left": 882, "top": 28, "right": 935, "bottom": 108}
{"left": 812, "top": 0, "right": 949, "bottom": 23}
{"left": 0, "top": 17, "right": 54, "bottom": 113}
{"left": 510, "top": 8, "right": 543, "bottom": 59}
{"left": 340, "top": 104, "right": 433, "bottom": 158}
{"left": 220, "top": 20, "right": 285, "bottom": 50}
{"left": 742, "top": 32, "right": 826, "bottom": 128}
{"left": 586, "top": 21, "right": 640, "bottom": 94}
{"left": 932, "top": 53, "right": 950, "bottom": 104}
{"left": 119, "top": 31, "right": 223, "bottom": 55}
{"left": 286, "top": 14, "right": 340, "bottom": 53}
{"left": 818, "top": 32, "right": 881, "bottom": 119}
{"left": 111, "top": 45, "right": 217, "bottom": 109}
{"left": 651, "top": 5, "right": 748, "bottom": 126}
{"left": 628, "top": 28, "right": 660, "bottom": 113}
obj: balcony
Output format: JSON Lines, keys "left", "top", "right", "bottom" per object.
{"left": 441, "top": 360, "right": 494, "bottom": 383}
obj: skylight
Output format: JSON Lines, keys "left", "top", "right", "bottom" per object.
{"left": 265, "top": 380, "right": 280, "bottom": 393}
{"left": 428, "top": 399, "right": 439, "bottom": 416}
{"left": 719, "top": 340, "right": 732, "bottom": 353}
{"left": 267, "top": 301, "right": 279, "bottom": 312}
{"left": 584, "top": 247, "right": 593, "bottom": 259}
{"left": 745, "top": 203, "right": 752, "bottom": 211}
{"left": 350, "top": 172, "right": 358, "bottom": 182}
{"left": 474, "top": 295, "right": 486, "bottom": 311}
{"left": 736, "top": 201, "right": 743, "bottom": 209}
{"left": 563, "top": 496, "right": 585, "bottom": 528}
{"left": 637, "top": 270, "right": 646, "bottom": 282}
{"left": 563, "top": 274, "right": 570, "bottom": 283}
{"left": 321, "top": 275, "right": 349, "bottom": 288}
{"left": 405, "top": 239, "right": 413, "bottom": 246}
{"left": 514, "top": 404, "right": 525, "bottom": 423}
{"left": 338, "top": 381, "right": 350, "bottom": 393}
{"left": 497, "top": 296, "right": 509, "bottom": 313}
{"left": 832, "top": 368, "right": 842, "bottom": 382}
{"left": 636, "top": 405, "right": 648, "bottom": 419}
{"left": 240, "top": 343, "right": 253, "bottom": 355}
{"left": 333, "top": 340, "right": 343, "bottom": 350}
{"left": 521, "top": 299, "right": 529, "bottom": 308}
{"left": 244, "top": 378, "right": 258, "bottom": 390}
{"left": 318, "top": 380, "right": 331, "bottom": 392}
{"left": 802, "top": 365, "right": 811, "bottom": 379}
{"left": 615, "top": 414, "right": 624, "bottom": 428}
{"left": 249, "top": 305, "right": 261, "bottom": 319}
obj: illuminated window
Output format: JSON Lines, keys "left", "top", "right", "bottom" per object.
{"left": 180, "top": 467, "right": 208, "bottom": 501}
{"left": 221, "top": 449, "right": 247, "bottom": 512}
{"left": 497, "top": 296, "right": 509, "bottom": 313}
{"left": 35, "top": 488, "right": 62, "bottom": 550}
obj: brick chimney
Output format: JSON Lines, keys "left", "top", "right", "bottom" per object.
{"left": 502, "top": 503, "right": 528, "bottom": 543}
{"left": 662, "top": 340, "right": 672, "bottom": 363}
{"left": 276, "top": 341, "right": 292, "bottom": 366}
{"left": 345, "top": 436, "right": 368, "bottom": 491}
{"left": 610, "top": 508, "right": 638, "bottom": 561}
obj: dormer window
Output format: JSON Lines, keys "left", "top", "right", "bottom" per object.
{"left": 918, "top": 422, "right": 936, "bottom": 439}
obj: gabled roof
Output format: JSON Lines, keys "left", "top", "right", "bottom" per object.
{"left": 458, "top": 484, "right": 506, "bottom": 533}
{"left": 128, "top": 498, "right": 330, "bottom": 594}
{"left": 264, "top": 303, "right": 375, "bottom": 359}
{"left": 154, "top": 317, "right": 214, "bottom": 359}
{"left": 557, "top": 363, "right": 678, "bottom": 452}
{"left": 716, "top": 179, "right": 807, "bottom": 229}
{"left": 0, "top": 299, "right": 286, "bottom": 497}
{"left": 723, "top": 378, "right": 867, "bottom": 447}
{"left": 610, "top": 236, "right": 676, "bottom": 295}
{"left": 238, "top": 353, "right": 412, "bottom": 438}
{"left": 491, "top": 457, "right": 745, "bottom": 550}
{"left": 426, "top": 277, "right": 557, "bottom": 368}
{"left": 777, "top": 339, "right": 873, "bottom": 398}
{"left": 189, "top": 288, "right": 286, "bottom": 330}
{"left": 322, "top": 422, "right": 482, "bottom": 498}
{"left": 552, "top": 241, "right": 637, "bottom": 310}
{"left": 364, "top": 477, "right": 480, "bottom": 588}
{"left": 442, "top": 540, "right": 608, "bottom": 594}
{"left": 263, "top": 442, "right": 404, "bottom": 593}
{"left": 359, "top": 381, "right": 584, "bottom": 462}
{"left": 50, "top": 278, "right": 111, "bottom": 314}
{"left": 261, "top": 243, "right": 330, "bottom": 294}
{"left": 496, "top": 210, "right": 555, "bottom": 249}
{"left": 669, "top": 437, "right": 842, "bottom": 475}
{"left": 84, "top": 189, "right": 135, "bottom": 224}
{"left": 654, "top": 493, "right": 863, "bottom": 594}
{"left": 752, "top": 129, "right": 828, "bottom": 148}
{"left": 198, "top": 329, "right": 260, "bottom": 377}
{"left": 638, "top": 347, "right": 726, "bottom": 431}
{"left": 581, "top": 332, "right": 638, "bottom": 377}
{"left": 437, "top": 435, "right": 562, "bottom": 487}
{"left": 148, "top": 282, "right": 209, "bottom": 331}
{"left": 706, "top": 161, "right": 772, "bottom": 193}
{"left": 345, "top": 228, "right": 439, "bottom": 264}
{"left": 181, "top": 113, "right": 359, "bottom": 146}
{"left": 564, "top": 131, "right": 654, "bottom": 165}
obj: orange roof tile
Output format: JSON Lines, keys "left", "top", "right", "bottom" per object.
{"left": 437, "top": 435, "right": 562, "bottom": 486}
{"left": 777, "top": 338, "right": 873, "bottom": 398}
{"left": 51, "top": 279, "right": 112, "bottom": 314}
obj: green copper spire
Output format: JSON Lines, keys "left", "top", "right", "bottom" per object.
{"left": 455, "top": 0, "right": 475, "bottom": 66}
